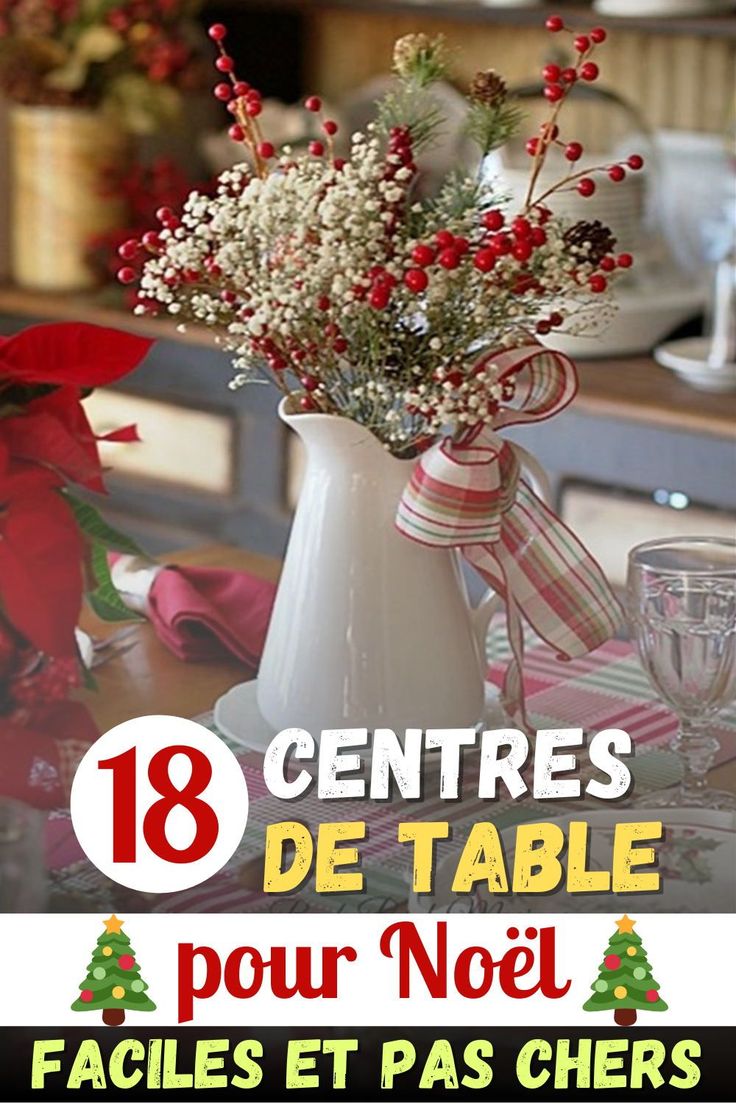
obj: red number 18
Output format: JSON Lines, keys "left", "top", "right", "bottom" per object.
{"left": 99, "top": 745, "right": 219, "bottom": 864}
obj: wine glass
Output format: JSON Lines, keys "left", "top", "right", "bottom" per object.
{"left": 627, "top": 536, "right": 736, "bottom": 810}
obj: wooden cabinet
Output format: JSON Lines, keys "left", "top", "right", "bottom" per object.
{"left": 223, "top": 0, "right": 736, "bottom": 134}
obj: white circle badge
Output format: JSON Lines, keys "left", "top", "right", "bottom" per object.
{"left": 71, "top": 715, "right": 249, "bottom": 893}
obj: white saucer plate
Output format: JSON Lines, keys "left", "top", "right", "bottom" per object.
{"left": 214, "top": 679, "right": 276, "bottom": 753}
{"left": 654, "top": 336, "right": 736, "bottom": 393}
{"left": 214, "top": 679, "right": 506, "bottom": 755}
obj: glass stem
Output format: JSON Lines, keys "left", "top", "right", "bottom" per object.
{"left": 672, "top": 721, "right": 719, "bottom": 795}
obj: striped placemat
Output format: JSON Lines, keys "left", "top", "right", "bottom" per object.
{"left": 46, "top": 629, "right": 735, "bottom": 914}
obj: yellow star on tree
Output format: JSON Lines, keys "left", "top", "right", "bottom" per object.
{"left": 615, "top": 914, "right": 636, "bottom": 934}
{"left": 103, "top": 914, "right": 125, "bottom": 935}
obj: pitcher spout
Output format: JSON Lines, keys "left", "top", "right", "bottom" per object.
{"left": 279, "top": 396, "right": 394, "bottom": 467}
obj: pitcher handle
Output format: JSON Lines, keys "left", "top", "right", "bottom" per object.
{"left": 469, "top": 445, "right": 554, "bottom": 657}
{"left": 471, "top": 588, "right": 503, "bottom": 656}
{"left": 511, "top": 443, "right": 554, "bottom": 506}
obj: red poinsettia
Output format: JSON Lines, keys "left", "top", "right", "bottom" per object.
{"left": 1, "top": 385, "right": 139, "bottom": 492}
{"left": 0, "top": 700, "right": 99, "bottom": 808}
{"left": 0, "top": 445, "right": 84, "bottom": 659}
{"left": 0, "top": 321, "right": 152, "bottom": 388}
{"left": 0, "top": 322, "right": 152, "bottom": 663}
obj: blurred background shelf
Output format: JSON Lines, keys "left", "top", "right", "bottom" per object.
{"left": 219, "top": 1, "right": 736, "bottom": 38}
{"left": 0, "top": 284, "right": 215, "bottom": 349}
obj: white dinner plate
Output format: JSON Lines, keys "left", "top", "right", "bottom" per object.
{"left": 595, "top": 0, "right": 735, "bottom": 14}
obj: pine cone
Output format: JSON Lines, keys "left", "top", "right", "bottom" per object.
{"left": 469, "top": 70, "right": 507, "bottom": 108}
{"left": 563, "top": 219, "right": 616, "bottom": 265}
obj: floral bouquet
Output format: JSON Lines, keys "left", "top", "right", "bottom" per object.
{"left": 0, "top": 323, "right": 150, "bottom": 738}
{"left": 0, "top": 0, "right": 205, "bottom": 132}
{"left": 118, "top": 15, "right": 641, "bottom": 456}
{"left": 117, "top": 15, "right": 636, "bottom": 724}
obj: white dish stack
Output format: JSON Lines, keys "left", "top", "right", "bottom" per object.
{"left": 594, "top": 0, "right": 735, "bottom": 15}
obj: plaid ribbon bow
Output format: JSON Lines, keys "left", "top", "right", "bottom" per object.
{"left": 396, "top": 342, "right": 622, "bottom": 727}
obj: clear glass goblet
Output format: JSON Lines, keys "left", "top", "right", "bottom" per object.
{"left": 627, "top": 536, "right": 736, "bottom": 811}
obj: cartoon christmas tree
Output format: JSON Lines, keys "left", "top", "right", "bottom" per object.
{"left": 583, "top": 915, "right": 667, "bottom": 1026}
{"left": 71, "top": 915, "right": 156, "bottom": 1026}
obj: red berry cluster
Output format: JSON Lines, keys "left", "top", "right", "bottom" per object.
{"left": 361, "top": 205, "right": 554, "bottom": 321}
{"left": 210, "top": 25, "right": 343, "bottom": 171}
{"left": 523, "top": 17, "right": 644, "bottom": 211}
{"left": 117, "top": 203, "right": 182, "bottom": 288}
{"left": 240, "top": 300, "right": 353, "bottom": 410}
{"left": 585, "top": 250, "right": 633, "bottom": 295}
{"left": 90, "top": 158, "right": 201, "bottom": 289}
{"left": 340, "top": 126, "right": 419, "bottom": 311}
{"left": 541, "top": 19, "right": 606, "bottom": 104}
{"left": 387, "top": 125, "right": 416, "bottom": 177}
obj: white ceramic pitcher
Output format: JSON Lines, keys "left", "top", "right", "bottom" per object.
{"left": 256, "top": 399, "right": 508, "bottom": 735}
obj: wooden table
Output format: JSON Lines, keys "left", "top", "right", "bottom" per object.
{"left": 78, "top": 543, "right": 736, "bottom": 797}
{"left": 78, "top": 544, "right": 280, "bottom": 733}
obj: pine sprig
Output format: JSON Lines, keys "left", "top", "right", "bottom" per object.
{"left": 464, "top": 70, "right": 524, "bottom": 157}
{"left": 376, "top": 83, "right": 446, "bottom": 153}
{"left": 392, "top": 33, "right": 449, "bottom": 87}
{"left": 431, "top": 170, "right": 484, "bottom": 221}
{"left": 466, "top": 98, "right": 525, "bottom": 157}
{"left": 376, "top": 32, "right": 449, "bottom": 153}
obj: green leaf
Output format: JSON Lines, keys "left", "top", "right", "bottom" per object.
{"left": 87, "top": 541, "right": 143, "bottom": 624}
{"left": 87, "top": 590, "right": 139, "bottom": 622}
{"left": 79, "top": 660, "right": 98, "bottom": 693}
{"left": 65, "top": 493, "right": 146, "bottom": 556}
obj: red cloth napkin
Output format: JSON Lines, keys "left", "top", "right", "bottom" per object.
{"left": 146, "top": 565, "right": 277, "bottom": 668}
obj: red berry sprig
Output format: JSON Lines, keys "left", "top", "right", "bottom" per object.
{"left": 206, "top": 23, "right": 269, "bottom": 179}
{"left": 523, "top": 18, "right": 644, "bottom": 213}
{"left": 304, "top": 92, "right": 341, "bottom": 168}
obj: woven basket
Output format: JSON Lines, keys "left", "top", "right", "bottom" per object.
{"left": 10, "top": 105, "right": 129, "bottom": 291}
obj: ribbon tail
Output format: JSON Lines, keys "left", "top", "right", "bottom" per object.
{"left": 463, "top": 479, "right": 621, "bottom": 727}
{"left": 395, "top": 351, "right": 621, "bottom": 735}
{"left": 495, "top": 480, "right": 622, "bottom": 659}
